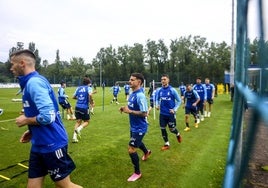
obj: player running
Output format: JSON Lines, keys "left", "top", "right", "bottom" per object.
{"left": 182, "top": 84, "right": 200, "bottom": 131}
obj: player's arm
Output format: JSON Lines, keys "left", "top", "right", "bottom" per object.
{"left": 155, "top": 89, "right": 160, "bottom": 109}
{"left": 16, "top": 78, "right": 56, "bottom": 127}
{"left": 72, "top": 88, "right": 78, "bottom": 99}
{"left": 212, "top": 84, "right": 215, "bottom": 99}
{"left": 193, "top": 91, "right": 200, "bottom": 106}
{"left": 172, "top": 88, "right": 181, "bottom": 111}
{"left": 203, "top": 84, "right": 207, "bottom": 101}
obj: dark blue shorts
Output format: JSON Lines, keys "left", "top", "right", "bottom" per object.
{"left": 28, "top": 145, "right": 76, "bottom": 181}
{"left": 129, "top": 132, "right": 145, "bottom": 148}
{"left": 59, "top": 100, "right": 71, "bottom": 109}
{"left": 159, "top": 114, "right": 176, "bottom": 129}
{"left": 207, "top": 99, "right": 214, "bottom": 104}
{"left": 185, "top": 106, "right": 198, "bottom": 115}
{"left": 75, "top": 107, "right": 90, "bottom": 120}
{"left": 197, "top": 100, "right": 204, "bottom": 110}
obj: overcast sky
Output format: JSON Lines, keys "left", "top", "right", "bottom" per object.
{"left": 0, "top": 0, "right": 266, "bottom": 64}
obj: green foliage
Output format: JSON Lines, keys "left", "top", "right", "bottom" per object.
{"left": 0, "top": 87, "right": 232, "bottom": 188}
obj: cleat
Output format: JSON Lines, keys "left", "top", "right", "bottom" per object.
{"left": 208, "top": 112, "right": 211, "bottom": 117}
{"left": 142, "top": 150, "right": 151, "bottom": 161}
{"left": 177, "top": 134, "right": 182, "bottom": 143}
{"left": 72, "top": 139, "right": 78, "bottom": 143}
{"left": 195, "top": 123, "right": 199, "bottom": 128}
{"left": 184, "top": 127, "right": 190, "bottom": 132}
{"left": 201, "top": 115, "right": 204, "bottom": 121}
{"left": 127, "top": 173, "right": 142, "bottom": 182}
{"left": 116, "top": 102, "right": 120, "bottom": 105}
{"left": 197, "top": 118, "right": 200, "bottom": 124}
{"left": 161, "top": 145, "right": 170, "bottom": 151}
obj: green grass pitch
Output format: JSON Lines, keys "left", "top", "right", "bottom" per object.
{"left": 0, "top": 87, "right": 232, "bottom": 188}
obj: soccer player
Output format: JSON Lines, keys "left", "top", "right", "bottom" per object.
{"left": 204, "top": 78, "right": 215, "bottom": 117}
{"left": 182, "top": 84, "right": 200, "bottom": 131}
{"left": 123, "top": 82, "right": 130, "bottom": 101}
{"left": 58, "top": 81, "right": 76, "bottom": 120}
{"left": 72, "top": 76, "right": 94, "bottom": 143}
{"left": 89, "top": 83, "right": 97, "bottom": 115}
{"left": 110, "top": 82, "right": 121, "bottom": 104}
{"left": 155, "top": 74, "right": 182, "bottom": 150}
{"left": 193, "top": 77, "right": 207, "bottom": 122}
{"left": 10, "top": 49, "right": 82, "bottom": 188}
{"left": 119, "top": 73, "right": 151, "bottom": 182}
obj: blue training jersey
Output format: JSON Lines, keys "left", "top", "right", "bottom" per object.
{"left": 73, "top": 85, "right": 92, "bottom": 109}
{"left": 124, "top": 84, "right": 130, "bottom": 93}
{"left": 184, "top": 89, "right": 200, "bottom": 107}
{"left": 128, "top": 88, "right": 148, "bottom": 133}
{"left": 193, "top": 83, "right": 207, "bottom": 101}
{"left": 18, "top": 71, "right": 68, "bottom": 153}
{"left": 111, "top": 85, "right": 121, "bottom": 95}
{"left": 156, "top": 85, "right": 181, "bottom": 116}
{"left": 58, "top": 86, "right": 67, "bottom": 103}
{"left": 205, "top": 83, "right": 215, "bottom": 99}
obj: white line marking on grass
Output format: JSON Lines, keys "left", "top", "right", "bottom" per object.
{"left": 0, "top": 119, "right": 15, "bottom": 123}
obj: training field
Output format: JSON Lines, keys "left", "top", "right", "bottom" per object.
{"left": 0, "top": 87, "right": 232, "bottom": 188}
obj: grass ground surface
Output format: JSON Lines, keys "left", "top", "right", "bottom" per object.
{"left": 0, "top": 87, "right": 233, "bottom": 188}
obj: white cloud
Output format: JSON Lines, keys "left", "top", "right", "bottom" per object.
{"left": 0, "top": 0, "right": 242, "bottom": 64}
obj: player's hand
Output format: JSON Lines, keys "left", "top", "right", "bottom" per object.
{"left": 119, "top": 106, "right": 124, "bottom": 113}
{"left": 20, "top": 130, "right": 31, "bottom": 143}
{"left": 119, "top": 106, "right": 130, "bottom": 114}
{"left": 169, "top": 109, "right": 175, "bottom": 114}
{"left": 15, "top": 115, "right": 27, "bottom": 127}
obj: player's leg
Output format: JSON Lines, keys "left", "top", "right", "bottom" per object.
{"left": 46, "top": 146, "right": 82, "bottom": 188}
{"left": 199, "top": 100, "right": 205, "bottom": 121}
{"left": 184, "top": 107, "right": 191, "bottom": 131}
{"left": 27, "top": 151, "right": 46, "bottom": 188}
{"left": 204, "top": 101, "right": 208, "bottom": 117}
{"left": 27, "top": 177, "right": 45, "bottom": 188}
{"left": 168, "top": 115, "right": 182, "bottom": 143}
{"left": 160, "top": 115, "right": 170, "bottom": 150}
{"left": 127, "top": 132, "right": 144, "bottom": 181}
{"left": 55, "top": 175, "right": 82, "bottom": 188}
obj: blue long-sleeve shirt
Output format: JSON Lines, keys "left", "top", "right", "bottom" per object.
{"left": 155, "top": 85, "right": 181, "bottom": 116}
{"left": 19, "top": 71, "right": 68, "bottom": 153}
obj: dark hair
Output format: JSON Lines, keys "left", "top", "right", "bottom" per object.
{"left": 131, "top": 73, "right": 144, "bottom": 84}
{"left": 10, "top": 49, "right": 36, "bottom": 60}
{"left": 161, "top": 74, "right": 169, "bottom": 78}
{"left": 83, "top": 77, "right": 91, "bottom": 85}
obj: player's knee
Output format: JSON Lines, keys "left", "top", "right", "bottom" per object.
{"left": 128, "top": 146, "right": 136, "bottom": 154}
